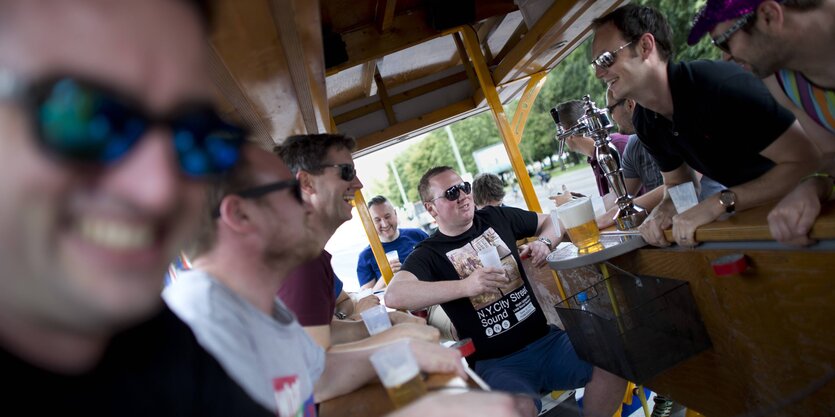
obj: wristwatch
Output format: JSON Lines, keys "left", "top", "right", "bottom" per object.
{"left": 719, "top": 189, "right": 736, "bottom": 214}
{"left": 335, "top": 312, "right": 348, "bottom": 320}
{"left": 537, "top": 236, "right": 553, "bottom": 250}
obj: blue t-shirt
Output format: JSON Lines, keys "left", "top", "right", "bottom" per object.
{"left": 356, "top": 228, "right": 429, "bottom": 287}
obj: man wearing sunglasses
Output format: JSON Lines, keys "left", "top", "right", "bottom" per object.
{"left": 0, "top": 0, "right": 276, "bottom": 415}
{"left": 688, "top": 0, "right": 835, "bottom": 246}
{"left": 356, "top": 195, "right": 429, "bottom": 290}
{"left": 164, "top": 144, "right": 472, "bottom": 415}
{"left": 276, "top": 134, "right": 435, "bottom": 351}
{"left": 591, "top": 4, "right": 819, "bottom": 247}
{"left": 386, "top": 166, "right": 627, "bottom": 417}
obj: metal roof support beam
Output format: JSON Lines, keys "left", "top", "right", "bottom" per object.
{"left": 454, "top": 25, "right": 542, "bottom": 213}
{"left": 510, "top": 71, "right": 547, "bottom": 144}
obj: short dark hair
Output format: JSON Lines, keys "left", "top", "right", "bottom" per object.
{"left": 274, "top": 134, "right": 357, "bottom": 175}
{"left": 367, "top": 195, "right": 389, "bottom": 208}
{"left": 472, "top": 173, "right": 505, "bottom": 207}
{"left": 555, "top": 100, "right": 585, "bottom": 130}
{"left": 418, "top": 166, "right": 454, "bottom": 202}
{"left": 592, "top": 4, "right": 674, "bottom": 62}
{"left": 186, "top": 147, "right": 258, "bottom": 258}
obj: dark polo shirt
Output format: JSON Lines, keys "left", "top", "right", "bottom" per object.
{"left": 633, "top": 60, "right": 795, "bottom": 187}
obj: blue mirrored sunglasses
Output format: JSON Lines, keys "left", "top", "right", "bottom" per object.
{"left": 19, "top": 76, "right": 247, "bottom": 178}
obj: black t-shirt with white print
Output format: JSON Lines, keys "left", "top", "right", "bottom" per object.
{"left": 402, "top": 206, "right": 549, "bottom": 362}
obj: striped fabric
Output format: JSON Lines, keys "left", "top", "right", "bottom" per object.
{"left": 775, "top": 69, "right": 835, "bottom": 135}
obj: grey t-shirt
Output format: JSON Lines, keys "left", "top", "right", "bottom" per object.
{"left": 621, "top": 134, "right": 663, "bottom": 193}
{"left": 163, "top": 269, "right": 325, "bottom": 416}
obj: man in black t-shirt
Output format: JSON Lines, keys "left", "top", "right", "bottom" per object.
{"left": 590, "top": 4, "right": 820, "bottom": 247}
{"left": 0, "top": 1, "right": 271, "bottom": 415}
{"left": 386, "top": 166, "right": 627, "bottom": 416}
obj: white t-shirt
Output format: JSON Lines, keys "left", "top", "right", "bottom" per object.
{"left": 164, "top": 269, "right": 325, "bottom": 416}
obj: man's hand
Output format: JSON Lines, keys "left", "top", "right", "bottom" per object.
{"left": 671, "top": 197, "right": 723, "bottom": 247}
{"left": 519, "top": 240, "right": 552, "bottom": 268}
{"left": 638, "top": 199, "right": 676, "bottom": 247}
{"left": 408, "top": 340, "right": 466, "bottom": 379}
{"left": 768, "top": 178, "right": 825, "bottom": 246}
{"left": 596, "top": 206, "right": 617, "bottom": 229}
{"left": 565, "top": 135, "right": 595, "bottom": 158}
{"left": 389, "top": 310, "right": 426, "bottom": 326}
{"left": 461, "top": 267, "right": 507, "bottom": 298}
{"left": 388, "top": 258, "right": 402, "bottom": 274}
{"left": 384, "top": 323, "right": 440, "bottom": 343}
{"left": 354, "top": 294, "right": 380, "bottom": 315}
{"left": 388, "top": 392, "right": 527, "bottom": 417}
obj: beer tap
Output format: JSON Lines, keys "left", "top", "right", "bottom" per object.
{"left": 550, "top": 95, "right": 647, "bottom": 230}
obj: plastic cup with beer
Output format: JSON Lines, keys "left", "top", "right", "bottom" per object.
{"left": 385, "top": 250, "right": 399, "bottom": 263}
{"left": 360, "top": 304, "right": 392, "bottom": 335}
{"left": 369, "top": 340, "right": 427, "bottom": 408}
{"left": 477, "top": 245, "right": 502, "bottom": 270}
{"left": 556, "top": 196, "right": 601, "bottom": 253}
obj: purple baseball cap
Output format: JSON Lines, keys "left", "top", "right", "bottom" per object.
{"left": 687, "top": 0, "right": 764, "bottom": 45}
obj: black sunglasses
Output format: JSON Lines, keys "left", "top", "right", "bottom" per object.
{"left": 711, "top": 13, "right": 755, "bottom": 54}
{"left": 3, "top": 74, "right": 247, "bottom": 178}
{"left": 212, "top": 179, "right": 301, "bottom": 218}
{"left": 430, "top": 182, "right": 472, "bottom": 202}
{"left": 591, "top": 41, "right": 633, "bottom": 71}
{"left": 606, "top": 99, "right": 626, "bottom": 114}
{"left": 316, "top": 163, "right": 356, "bottom": 182}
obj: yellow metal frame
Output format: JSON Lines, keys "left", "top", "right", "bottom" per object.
{"left": 353, "top": 191, "right": 395, "bottom": 285}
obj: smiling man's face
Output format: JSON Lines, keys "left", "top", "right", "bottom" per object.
{"left": 591, "top": 22, "right": 642, "bottom": 102}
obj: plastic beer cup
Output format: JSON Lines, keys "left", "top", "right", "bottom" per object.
{"left": 369, "top": 341, "right": 427, "bottom": 408}
{"left": 360, "top": 304, "right": 392, "bottom": 335}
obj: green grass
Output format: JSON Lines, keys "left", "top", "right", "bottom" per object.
{"left": 546, "top": 161, "right": 589, "bottom": 178}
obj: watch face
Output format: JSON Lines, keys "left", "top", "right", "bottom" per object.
{"left": 719, "top": 190, "right": 735, "bottom": 206}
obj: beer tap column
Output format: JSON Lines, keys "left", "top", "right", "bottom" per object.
{"left": 579, "top": 95, "right": 647, "bottom": 230}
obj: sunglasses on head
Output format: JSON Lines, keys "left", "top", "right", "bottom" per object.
{"left": 431, "top": 182, "right": 471, "bottom": 202}
{"left": 316, "top": 163, "right": 356, "bottom": 182}
{"left": 606, "top": 99, "right": 626, "bottom": 114}
{"left": 711, "top": 13, "right": 754, "bottom": 54}
{"left": 591, "top": 41, "right": 633, "bottom": 71}
{"left": 212, "top": 179, "right": 301, "bottom": 218}
{"left": 2, "top": 74, "right": 247, "bottom": 178}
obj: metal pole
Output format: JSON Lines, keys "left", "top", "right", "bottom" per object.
{"left": 389, "top": 160, "right": 410, "bottom": 209}
{"left": 445, "top": 125, "right": 469, "bottom": 177}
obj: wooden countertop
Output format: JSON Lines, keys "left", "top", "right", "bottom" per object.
{"left": 653, "top": 201, "right": 835, "bottom": 243}
{"left": 319, "top": 373, "right": 476, "bottom": 417}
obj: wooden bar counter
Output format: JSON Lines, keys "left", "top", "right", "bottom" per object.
{"left": 602, "top": 201, "right": 835, "bottom": 416}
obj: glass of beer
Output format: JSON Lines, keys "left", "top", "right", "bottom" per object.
{"left": 369, "top": 340, "right": 427, "bottom": 408}
{"left": 556, "top": 197, "right": 601, "bottom": 253}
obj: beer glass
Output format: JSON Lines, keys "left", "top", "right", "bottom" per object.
{"left": 369, "top": 340, "right": 427, "bottom": 408}
{"left": 360, "top": 304, "right": 392, "bottom": 335}
{"left": 556, "top": 197, "right": 601, "bottom": 252}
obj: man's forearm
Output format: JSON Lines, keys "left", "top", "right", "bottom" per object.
{"left": 330, "top": 319, "right": 369, "bottom": 345}
{"left": 385, "top": 278, "right": 466, "bottom": 311}
{"left": 633, "top": 186, "right": 664, "bottom": 212}
{"left": 733, "top": 162, "right": 813, "bottom": 211}
{"left": 314, "top": 349, "right": 377, "bottom": 402}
